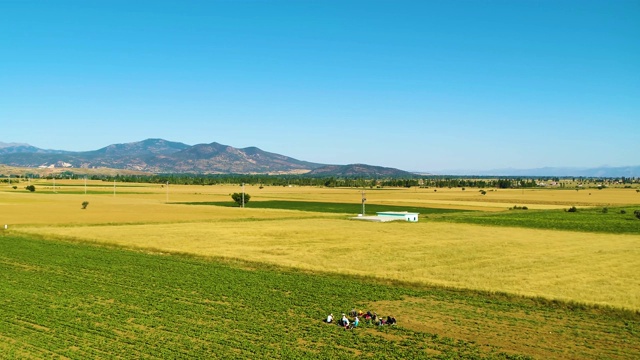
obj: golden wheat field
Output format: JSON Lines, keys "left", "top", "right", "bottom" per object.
{"left": 3, "top": 179, "right": 640, "bottom": 310}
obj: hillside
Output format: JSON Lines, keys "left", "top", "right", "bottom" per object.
{"left": 0, "top": 139, "right": 409, "bottom": 176}
{"left": 306, "top": 164, "right": 417, "bottom": 178}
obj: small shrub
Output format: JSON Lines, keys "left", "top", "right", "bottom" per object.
{"left": 636, "top": 189, "right": 640, "bottom": 193}
{"left": 602, "top": 207, "right": 608, "bottom": 214}
{"left": 567, "top": 206, "right": 577, "bottom": 213}
{"left": 635, "top": 210, "right": 640, "bottom": 220}
{"left": 81, "top": 201, "right": 89, "bottom": 209}
{"left": 12, "top": 185, "right": 17, "bottom": 190}
{"left": 620, "top": 209, "right": 626, "bottom": 214}
{"left": 479, "top": 190, "right": 486, "bottom": 195}
{"left": 25, "top": 185, "right": 35, "bottom": 192}
{"left": 461, "top": 187, "right": 465, "bottom": 191}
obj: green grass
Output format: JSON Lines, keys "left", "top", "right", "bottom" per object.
{"left": 179, "top": 200, "right": 469, "bottom": 215}
{"left": 1, "top": 234, "right": 638, "bottom": 359}
{"left": 432, "top": 206, "right": 640, "bottom": 234}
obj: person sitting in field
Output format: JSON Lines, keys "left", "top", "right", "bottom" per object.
{"left": 346, "top": 316, "right": 359, "bottom": 330}
{"left": 358, "top": 309, "right": 364, "bottom": 317}
{"left": 349, "top": 308, "right": 357, "bottom": 317}
{"left": 325, "top": 313, "right": 333, "bottom": 323}
{"left": 341, "top": 314, "right": 350, "bottom": 329}
{"left": 388, "top": 316, "right": 397, "bottom": 326}
{"left": 378, "top": 317, "right": 385, "bottom": 326}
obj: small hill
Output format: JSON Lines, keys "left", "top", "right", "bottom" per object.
{"left": 0, "top": 142, "right": 68, "bottom": 155}
{"left": 306, "top": 164, "right": 416, "bottom": 177}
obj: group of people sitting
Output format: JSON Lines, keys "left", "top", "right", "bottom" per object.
{"left": 324, "top": 309, "right": 397, "bottom": 330}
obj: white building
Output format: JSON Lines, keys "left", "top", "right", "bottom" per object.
{"left": 376, "top": 211, "right": 419, "bottom": 222}
{"left": 351, "top": 211, "right": 420, "bottom": 223}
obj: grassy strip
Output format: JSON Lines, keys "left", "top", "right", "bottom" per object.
{"left": 1, "top": 234, "right": 638, "bottom": 359}
{"left": 178, "top": 200, "right": 469, "bottom": 215}
{"left": 429, "top": 206, "right": 640, "bottom": 234}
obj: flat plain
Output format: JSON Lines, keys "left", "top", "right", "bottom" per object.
{"left": 1, "top": 179, "right": 640, "bottom": 358}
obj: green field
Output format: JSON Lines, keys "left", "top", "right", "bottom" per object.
{"left": 432, "top": 206, "right": 640, "bottom": 234}
{"left": 180, "top": 200, "right": 469, "bottom": 215}
{"left": 2, "top": 234, "right": 639, "bottom": 359}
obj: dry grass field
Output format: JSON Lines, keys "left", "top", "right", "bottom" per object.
{"left": 3, "top": 180, "right": 640, "bottom": 311}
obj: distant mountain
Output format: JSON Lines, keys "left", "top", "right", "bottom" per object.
{"left": 0, "top": 142, "right": 68, "bottom": 155}
{"left": 436, "top": 166, "right": 640, "bottom": 177}
{"left": 306, "top": 164, "right": 417, "bottom": 178}
{"left": 150, "top": 142, "right": 324, "bottom": 173}
{"left": 0, "top": 138, "right": 369, "bottom": 175}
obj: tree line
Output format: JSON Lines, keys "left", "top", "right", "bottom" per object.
{"left": 2, "top": 172, "right": 638, "bottom": 189}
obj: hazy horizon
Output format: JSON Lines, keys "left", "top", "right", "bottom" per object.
{"left": 1, "top": 1, "right": 638, "bottom": 171}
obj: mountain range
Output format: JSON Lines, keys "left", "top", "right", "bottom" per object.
{"left": 0, "top": 139, "right": 416, "bottom": 177}
{"left": 1, "top": 140, "right": 637, "bottom": 177}
{"left": 436, "top": 166, "right": 640, "bottom": 178}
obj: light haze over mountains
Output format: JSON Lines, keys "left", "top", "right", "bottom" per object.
{"left": 1, "top": 139, "right": 637, "bottom": 177}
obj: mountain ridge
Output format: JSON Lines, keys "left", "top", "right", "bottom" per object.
{"left": 0, "top": 139, "right": 413, "bottom": 177}
{"left": 435, "top": 166, "right": 640, "bottom": 177}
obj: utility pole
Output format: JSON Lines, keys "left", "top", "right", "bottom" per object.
{"left": 113, "top": 179, "right": 116, "bottom": 197}
{"left": 242, "top": 183, "right": 245, "bottom": 208}
{"left": 361, "top": 190, "right": 366, "bottom": 216}
{"left": 84, "top": 176, "right": 87, "bottom": 195}
{"left": 166, "top": 181, "right": 169, "bottom": 203}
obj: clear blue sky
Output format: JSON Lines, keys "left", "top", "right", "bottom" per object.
{"left": 1, "top": 0, "right": 638, "bottom": 172}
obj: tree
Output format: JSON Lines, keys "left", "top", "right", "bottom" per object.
{"left": 26, "top": 185, "right": 35, "bottom": 192}
{"left": 82, "top": 201, "right": 89, "bottom": 209}
{"left": 231, "top": 192, "right": 250, "bottom": 207}
{"left": 635, "top": 210, "right": 640, "bottom": 220}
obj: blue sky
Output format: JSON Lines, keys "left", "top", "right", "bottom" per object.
{"left": 1, "top": 0, "right": 638, "bottom": 172}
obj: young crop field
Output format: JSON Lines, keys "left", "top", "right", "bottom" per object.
{"left": 1, "top": 234, "right": 638, "bottom": 359}
{"left": 179, "top": 200, "right": 469, "bottom": 215}
{"left": 432, "top": 206, "right": 640, "bottom": 234}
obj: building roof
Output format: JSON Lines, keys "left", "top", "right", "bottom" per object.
{"left": 376, "top": 211, "right": 420, "bottom": 216}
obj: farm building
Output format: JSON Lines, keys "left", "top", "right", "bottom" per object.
{"left": 352, "top": 211, "right": 419, "bottom": 222}
{"left": 377, "top": 211, "right": 419, "bottom": 222}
